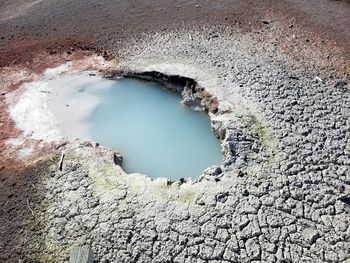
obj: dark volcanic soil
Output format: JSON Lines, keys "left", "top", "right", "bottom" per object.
{"left": 0, "top": 0, "right": 349, "bottom": 71}
{"left": 0, "top": 162, "right": 42, "bottom": 263}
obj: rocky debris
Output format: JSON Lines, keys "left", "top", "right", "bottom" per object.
{"left": 203, "top": 165, "right": 222, "bottom": 177}
{"left": 339, "top": 196, "right": 350, "bottom": 206}
{"left": 112, "top": 152, "right": 123, "bottom": 166}
{"left": 181, "top": 93, "right": 202, "bottom": 111}
{"left": 334, "top": 80, "right": 348, "bottom": 89}
{"left": 313, "top": 76, "right": 324, "bottom": 83}
{"left": 301, "top": 228, "right": 320, "bottom": 245}
{"left": 211, "top": 120, "right": 226, "bottom": 140}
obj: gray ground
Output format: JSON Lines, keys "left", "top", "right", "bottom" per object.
{"left": 24, "top": 27, "right": 350, "bottom": 262}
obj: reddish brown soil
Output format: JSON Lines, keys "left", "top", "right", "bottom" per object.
{"left": 0, "top": 48, "right": 112, "bottom": 262}
{"left": 0, "top": 48, "right": 104, "bottom": 165}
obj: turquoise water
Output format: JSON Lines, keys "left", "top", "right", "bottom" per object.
{"left": 87, "top": 78, "right": 222, "bottom": 180}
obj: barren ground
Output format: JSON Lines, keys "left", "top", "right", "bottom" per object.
{"left": 0, "top": 1, "right": 350, "bottom": 262}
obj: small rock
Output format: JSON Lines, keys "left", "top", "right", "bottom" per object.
{"left": 204, "top": 165, "right": 222, "bottom": 177}
{"left": 179, "top": 178, "right": 186, "bottom": 184}
{"left": 313, "top": 76, "right": 323, "bottom": 83}
{"left": 216, "top": 229, "right": 230, "bottom": 242}
{"left": 238, "top": 215, "right": 250, "bottom": 230}
{"left": 324, "top": 250, "right": 338, "bottom": 262}
{"left": 226, "top": 236, "right": 239, "bottom": 253}
{"left": 289, "top": 76, "right": 299, "bottom": 80}
{"left": 246, "top": 238, "right": 261, "bottom": 260}
{"left": 54, "top": 142, "right": 68, "bottom": 150}
{"left": 339, "top": 196, "right": 350, "bottom": 206}
{"left": 216, "top": 192, "right": 229, "bottom": 203}
{"left": 302, "top": 228, "right": 320, "bottom": 245}
{"left": 113, "top": 152, "right": 123, "bottom": 166}
{"left": 237, "top": 170, "right": 246, "bottom": 178}
{"left": 261, "top": 242, "right": 277, "bottom": 254}
{"left": 166, "top": 180, "right": 173, "bottom": 186}
{"left": 242, "top": 189, "right": 249, "bottom": 197}
{"left": 334, "top": 80, "right": 348, "bottom": 89}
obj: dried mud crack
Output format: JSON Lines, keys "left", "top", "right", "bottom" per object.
{"left": 1, "top": 1, "right": 350, "bottom": 263}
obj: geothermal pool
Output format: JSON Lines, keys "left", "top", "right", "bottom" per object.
{"left": 89, "top": 78, "right": 222, "bottom": 179}
{"left": 13, "top": 74, "right": 222, "bottom": 180}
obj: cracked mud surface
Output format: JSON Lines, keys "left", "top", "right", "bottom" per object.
{"left": 1, "top": 1, "right": 350, "bottom": 263}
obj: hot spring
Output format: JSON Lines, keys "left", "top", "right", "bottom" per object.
{"left": 17, "top": 74, "right": 223, "bottom": 180}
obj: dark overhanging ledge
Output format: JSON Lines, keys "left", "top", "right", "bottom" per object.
{"left": 122, "top": 71, "right": 198, "bottom": 93}
{"left": 105, "top": 70, "right": 220, "bottom": 114}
